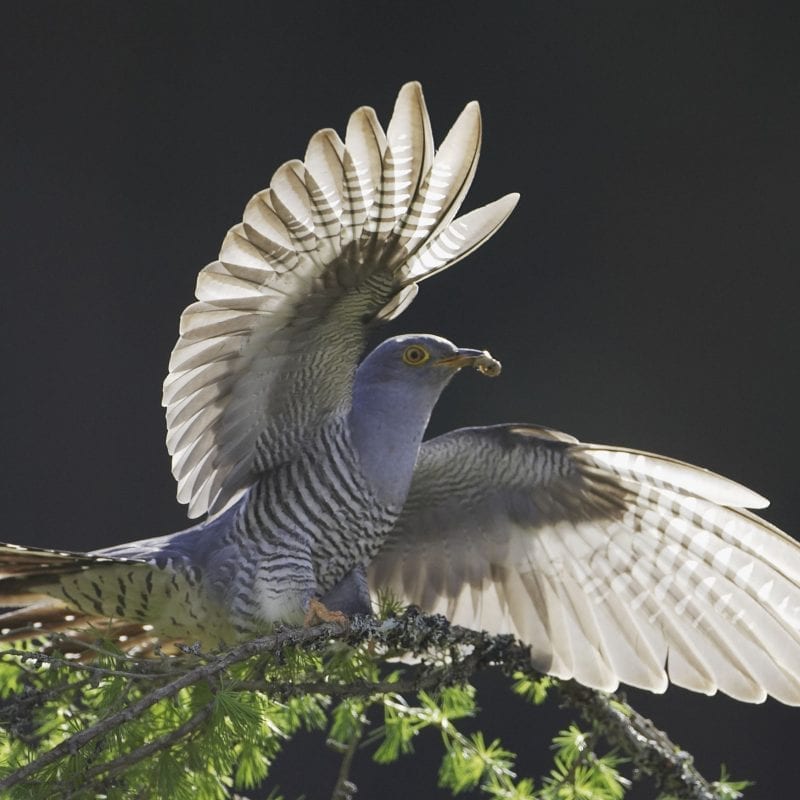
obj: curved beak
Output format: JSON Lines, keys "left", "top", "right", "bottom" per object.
{"left": 436, "top": 348, "right": 502, "bottom": 377}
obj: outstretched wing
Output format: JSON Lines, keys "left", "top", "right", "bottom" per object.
{"left": 163, "top": 82, "right": 519, "bottom": 518}
{"left": 369, "top": 424, "right": 800, "bottom": 704}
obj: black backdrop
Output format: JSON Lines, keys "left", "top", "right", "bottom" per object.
{"left": 4, "top": 3, "right": 799, "bottom": 797}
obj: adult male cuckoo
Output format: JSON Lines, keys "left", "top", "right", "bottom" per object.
{"left": 1, "top": 83, "right": 799, "bottom": 705}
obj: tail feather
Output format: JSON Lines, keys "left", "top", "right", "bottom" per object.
{"left": 0, "top": 594, "right": 178, "bottom": 657}
{"left": 0, "top": 598, "right": 93, "bottom": 641}
{"left": 0, "top": 542, "right": 165, "bottom": 654}
{"left": 0, "top": 542, "right": 112, "bottom": 575}
{"left": 1, "top": 543, "right": 101, "bottom": 606}
{"left": 0, "top": 542, "right": 139, "bottom": 595}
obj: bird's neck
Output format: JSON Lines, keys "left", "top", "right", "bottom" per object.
{"left": 347, "top": 379, "right": 435, "bottom": 509}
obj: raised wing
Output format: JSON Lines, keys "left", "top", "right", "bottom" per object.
{"left": 369, "top": 424, "right": 800, "bottom": 704}
{"left": 163, "top": 82, "right": 519, "bottom": 518}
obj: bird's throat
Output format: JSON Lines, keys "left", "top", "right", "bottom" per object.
{"left": 347, "top": 385, "right": 435, "bottom": 509}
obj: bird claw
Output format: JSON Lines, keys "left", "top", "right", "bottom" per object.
{"left": 304, "top": 598, "right": 348, "bottom": 628}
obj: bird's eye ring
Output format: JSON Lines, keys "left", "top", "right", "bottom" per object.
{"left": 402, "top": 345, "right": 430, "bottom": 366}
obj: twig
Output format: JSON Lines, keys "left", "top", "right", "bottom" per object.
{"left": 558, "top": 681, "right": 720, "bottom": 800}
{"left": 329, "top": 730, "right": 362, "bottom": 800}
{"left": 56, "top": 704, "right": 214, "bottom": 800}
{"left": 0, "top": 676, "right": 93, "bottom": 712}
{"left": 87, "top": 703, "right": 213, "bottom": 783}
{"left": 0, "top": 620, "right": 346, "bottom": 791}
{"left": 0, "top": 648, "right": 167, "bottom": 680}
{"left": 231, "top": 662, "right": 473, "bottom": 699}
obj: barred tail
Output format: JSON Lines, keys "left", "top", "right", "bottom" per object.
{"left": 0, "top": 543, "right": 162, "bottom": 655}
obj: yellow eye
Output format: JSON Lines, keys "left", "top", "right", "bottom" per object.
{"left": 402, "top": 344, "right": 430, "bottom": 366}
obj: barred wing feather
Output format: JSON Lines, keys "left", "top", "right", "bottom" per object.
{"left": 369, "top": 424, "right": 800, "bottom": 704}
{"left": 163, "top": 82, "right": 519, "bottom": 518}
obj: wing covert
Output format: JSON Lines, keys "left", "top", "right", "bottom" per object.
{"left": 369, "top": 424, "right": 800, "bottom": 704}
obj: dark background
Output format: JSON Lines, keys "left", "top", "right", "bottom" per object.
{"left": 3, "top": 3, "right": 799, "bottom": 797}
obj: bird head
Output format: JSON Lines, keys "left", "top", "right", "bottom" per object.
{"left": 356, "top": 334, "right": 501, "bottom": 397}
{"left": 349, "top": 334, "right": 502, "bottom": 505}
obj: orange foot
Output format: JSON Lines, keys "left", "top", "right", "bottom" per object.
{"left": 304, "top": 597, "right": 348, "bottom": 628}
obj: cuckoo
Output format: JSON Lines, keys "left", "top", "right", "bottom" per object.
{"left": 1, "top": 83, "right": 799, "bottom": 705}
